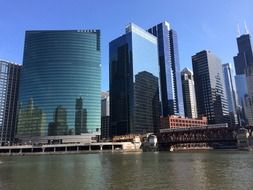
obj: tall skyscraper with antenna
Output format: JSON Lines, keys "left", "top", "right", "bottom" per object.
{"left": 234, "top": 25, "right": 253, "bottom": 75}
{"left": 233, "top": 23, "right": 253, "bottom": 126}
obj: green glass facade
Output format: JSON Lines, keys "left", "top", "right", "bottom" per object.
{"left": 17, "top": 30, "right": 101, "bottom": 138}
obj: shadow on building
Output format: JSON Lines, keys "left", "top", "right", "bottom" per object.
{"left": 134, "top": 71, "right": 160, "bottom": 134}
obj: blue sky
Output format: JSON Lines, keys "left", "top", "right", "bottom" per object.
{"left": 0, "top": 0, "right": 252, "bottom": 91}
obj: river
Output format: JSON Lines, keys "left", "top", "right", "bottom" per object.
{"left": 0, "top": 151, "right": 252, "bottom": 190}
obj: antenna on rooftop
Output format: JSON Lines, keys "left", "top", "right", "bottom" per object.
{"left": 244, "top": 21, "right": 249, "bottom": 34}
{"left": 237, "top": 24, "right": 241, "bottom": 36}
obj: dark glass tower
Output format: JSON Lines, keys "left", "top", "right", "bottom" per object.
{"left": 148, "top": 21, "right": 184, "bottom": 117}
{"left": 0, "top": 60, "right": 21, "bottom": 145}
{"left": 192, "top": 50, "right": 229, "bottom": 124}
{"left": 109, "top": 23, "right": 160, "bottom": 137}
{"left": 17, "top": 30, "right": 101, "bottom": 139}
{"left": 234, "top": 34, "right": 253, "bottom": 75}
{"left": 233, "top": 32, "right": 253, "bottom": 126}
{"left": 134, "top": 71, "right": 160, "bottom": 134}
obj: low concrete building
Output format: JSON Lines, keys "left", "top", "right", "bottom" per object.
{"left": 16, "top": 132, "right": 100, "bottom": 145}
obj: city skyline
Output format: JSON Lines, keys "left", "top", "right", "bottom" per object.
{"left": 0, "top": 0, "right": 252, "bottom": 91}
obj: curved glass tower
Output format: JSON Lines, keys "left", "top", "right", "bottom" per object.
{"left": 17, "top": 30, "right": 101, "bottom": 138}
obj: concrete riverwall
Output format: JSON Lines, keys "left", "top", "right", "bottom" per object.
{"left": 0, "top": 142, "right": 141, "bottom": 156}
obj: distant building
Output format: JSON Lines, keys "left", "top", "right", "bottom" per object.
{"left": 109, "top": 23, "right": 160, "bottom": 137}
{"left": 161, "top": 115, "right": 207, "bottom": 129}
{"left": 192, "top": 50, "right": 229, "bottom": 125}
{"left": 101, "top": 116, "right": 110, "bottom": 140}
{"left": 148, "top": 21, "right": 184, "bottom": 116}
{"left": 101, "top": 91, "right": 110, "bottom": 117}
{"left": 17, "top": 30, "right": 101, "bottom": 142}
{"left": 181, "top": 68, "right": 198, "bottom": 118}
{"left": 0, "top": 60, "right": 21, "bottom": 145}
{"left": 101, "top": 92, "right": 110, "bottom": 139}
{"left": 245, "top": 65, "right": 253, "bottom": 125}
{"left": 222, "top": 63, "right": 238, "bottom": 126}
{"left": 233, "top": 34, "right": 253, "bottom": 75}
{"left": 233, "top": 32, "right": 253, "bottom": 126}
{"left": 234, "top": 75, "right": 248, "bottom": 125}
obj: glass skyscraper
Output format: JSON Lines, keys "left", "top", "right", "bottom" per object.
{"left": 0, "top": 60, "right": 21, "bottom": 145}
{"left": 17, "top": 30, "right": 101, "bottom": 139}
{"left": 233, "top": 32, "right": 253, "bottom": 126}
{"left": 245, "top": 65, "right": 253, "bottom": 125}
{"left": 148, "top": 21, "right": 184, "bottom": 117}
{"left": 222, "top": 63, "right": 238, "bottom": 126}
{"left": 109, "top": 23, "right": 160, "bottom": 137}
{"left": 192, "top": 50, "right": 229, "bottom": 124}
{"left": 234, "top": 34, "right": 253, "bottom": 75}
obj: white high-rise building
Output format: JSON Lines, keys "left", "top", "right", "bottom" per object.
{"left": 181, "top": 68, "right": 198, "bottom": 118}
{"left": 101, "top": 91, "right": 110, "bottom": 117}
{"left": 222, "top": 63, "right": 238, "bottom": 126}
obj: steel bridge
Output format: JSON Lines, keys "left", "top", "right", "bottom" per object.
{"left": 157, "top": 124, "right": 241, "bottom": 150}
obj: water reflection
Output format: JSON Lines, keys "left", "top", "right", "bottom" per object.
{"left": 0, "top": 151, "right": 253, "bottom": 190}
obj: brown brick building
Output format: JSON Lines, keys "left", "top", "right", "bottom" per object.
{"left": 161, "top": 115, "right": 208, "bottom": 129}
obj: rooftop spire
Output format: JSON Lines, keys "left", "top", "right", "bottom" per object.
{"left": 244, "top": 21, "right": 249, "bottom": 34}
{"left": 237, "top": 24, "right": 241, "bottom": 36}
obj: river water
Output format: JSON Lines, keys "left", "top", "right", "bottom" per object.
{"left": 0, "top": 151, "right": 252, "bottom": 190}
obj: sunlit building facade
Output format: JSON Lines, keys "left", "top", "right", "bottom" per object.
{"left": 222, "top": 63, "right": 238, "bottom": 126}
{"left": 17, "top": 30, "right": 101, "bottom": 139}
{"left": 181, "top": 68, "right": 198, "bottom": 118}
{"left": 192, "top": 50, "right": 229, "bottom": 125}
{"left": 109, "top": 23, "right": 160, "bottom": 137}
{"left": 148, "top": 21, "right": 184, "bottom": 117}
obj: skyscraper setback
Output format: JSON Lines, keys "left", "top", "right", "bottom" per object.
{"left": 192, "top": 50, "right": 229, "bottom": 124}
{"left": 233, "top": 30, "right": 253, "bottom": 126}
{"left": 109, "top": 23, "right": 160, "bottom": 137}
{"left": 148, "top": 21, "right": 184, "bottom": 117}
{"left": 234, "top": 33, "right": 253, "bottom": 75}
